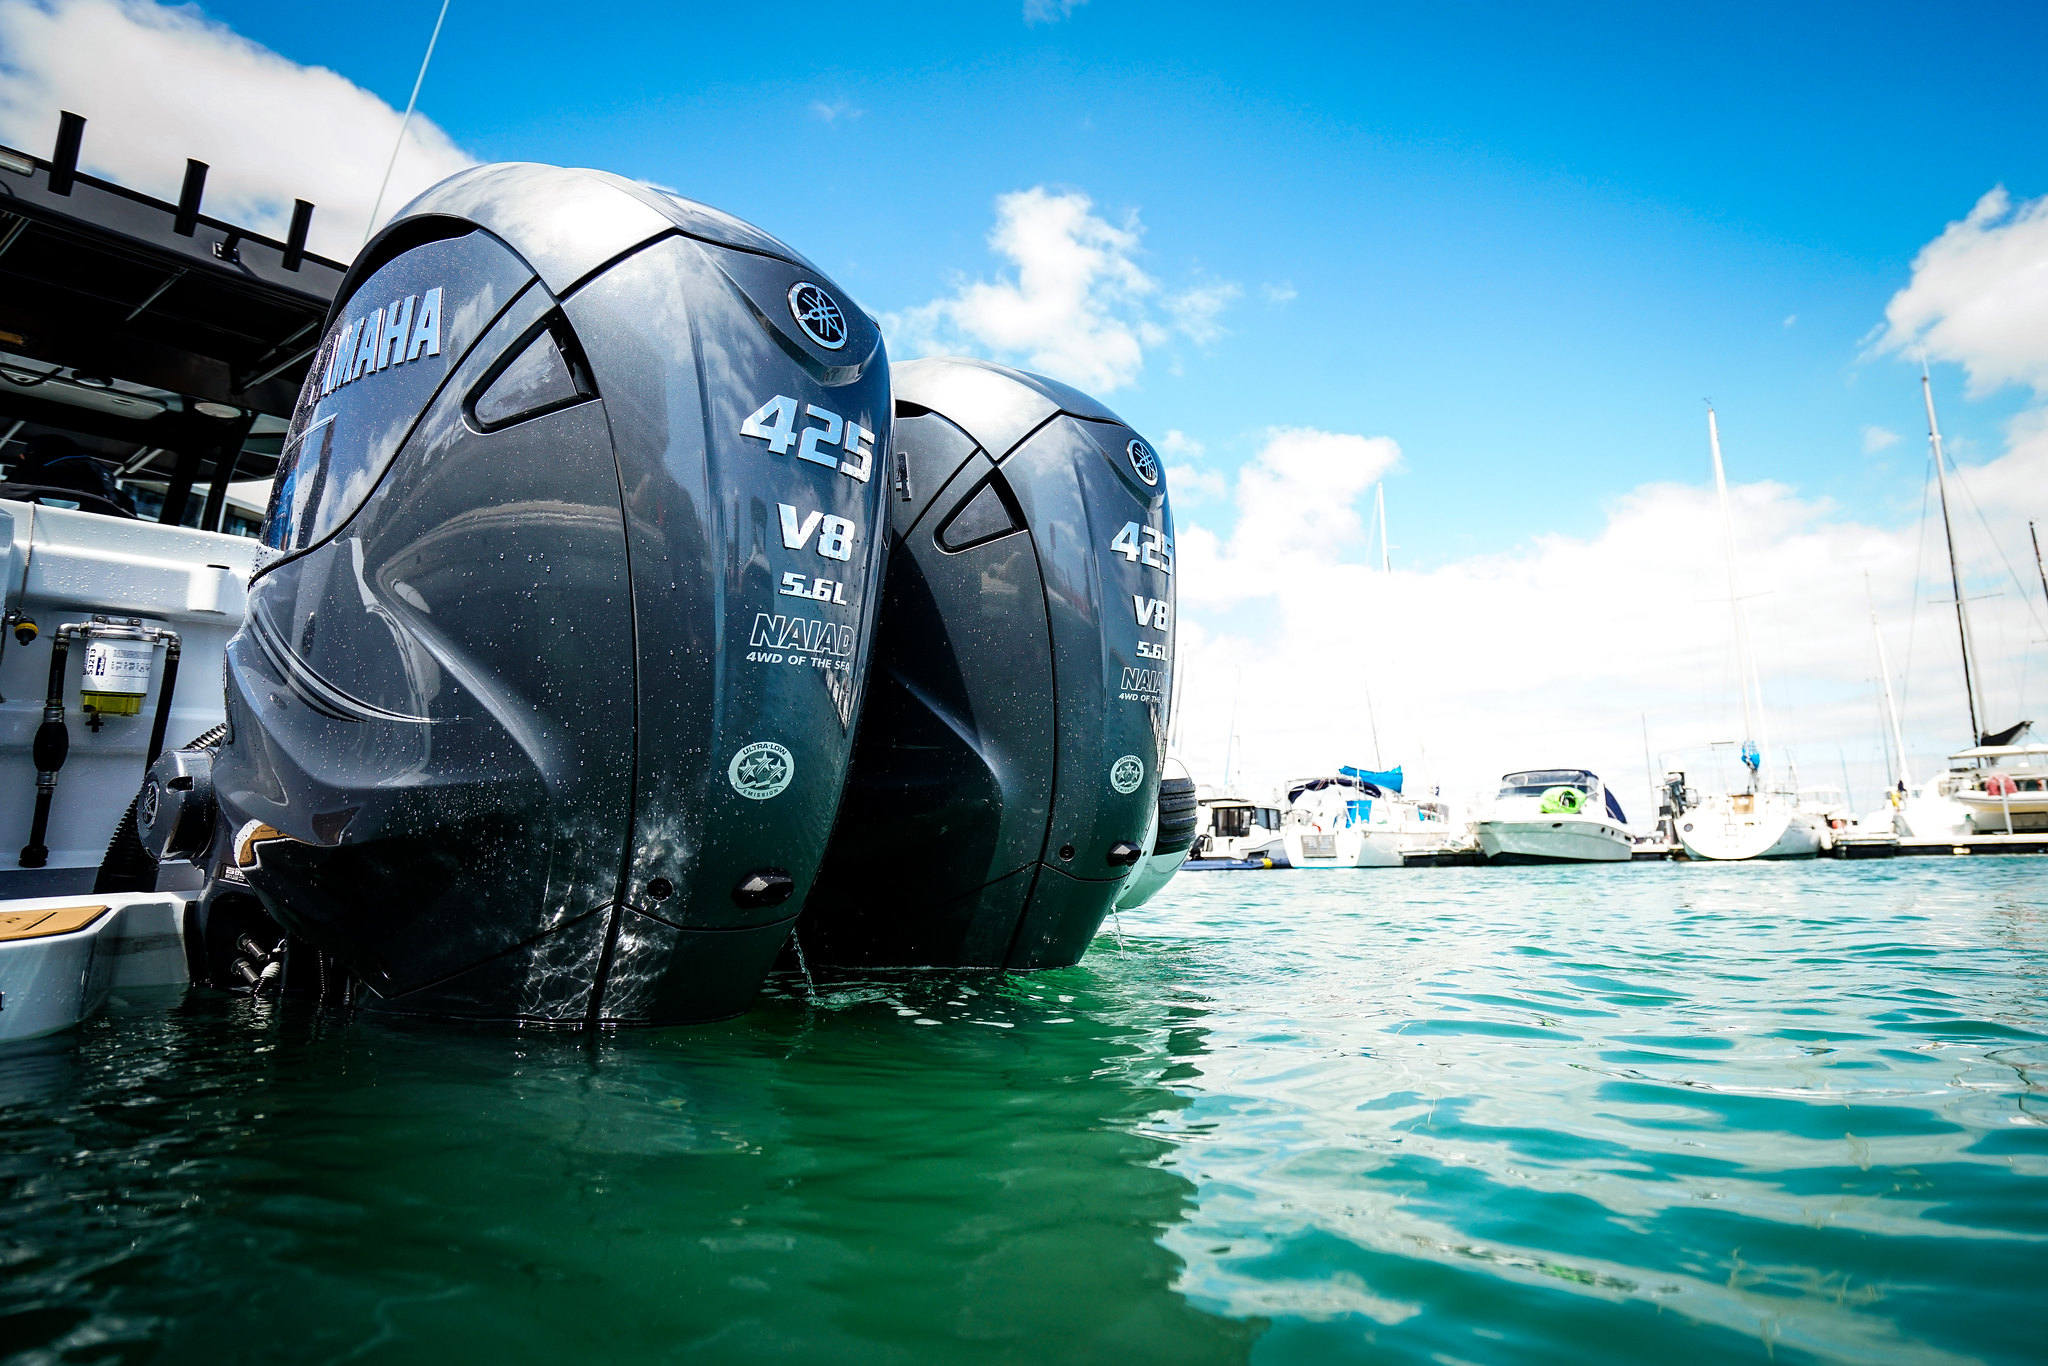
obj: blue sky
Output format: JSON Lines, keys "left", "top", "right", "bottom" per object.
{"left": 191, "top": 0, "right": 2047, "bottom": 562}
{"left": 5, "top": 0, "right": 2044, "bottom": 799}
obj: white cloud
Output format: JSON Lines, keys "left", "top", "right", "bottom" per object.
{"left": 890, "top": 187, "right": 1235, "bottom": 392}
{"left": 1861, "top": 425, "right": 1901, "bottom": 454}
{"left": 1783, "top": 313, "right": 1798, "bottom": 328}
{"left": 1178, "top": 427, "right": 1399, "bottom": 600}
{"left": 1170, "top": 423, "right": 2048, "bottom": 819}
{"left": 1876, "top": 186, "right": 2048, "bottom": 396}
{"left": 810, "top": 99, "right": 863, "bottom": 124}
{"left": 1023, "top": 0, "right": 1087, "bottom": 23}
{"left": 1167, "top": 279, "right": 1242, "bottom": 344}
{"left": 1262, "top": 282, "right": 1298, "bottom": 304}
{"left": 0, "top": 0, "right": 477, "bottom": 261}
{"left": 1160, "top": 430, "right": 1225, "bottom": 499}
{"left": 1163, "top": 189, "right": 2048, "bottom": 817}
{"left": 1168, "top": 465, "right": 1226, "bottom": 501}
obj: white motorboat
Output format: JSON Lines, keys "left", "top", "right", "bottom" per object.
{"left": 1673, "top": 407, "right": 1821, "bottom": 862}
{"left": 1279, "top": 768, "right": 1453, "bottom": 868}
{"left": 1188, "top": 791, "right": 1286, "bottom": 865}
{"left": 1474, "top": 769, "right": 1633, "bottom": 863}
{"left": 0, "top": 124, "right": 339, "bottom": 1037}
{"left": 1945, "top": 741, "right": 2048, "bottom": 834}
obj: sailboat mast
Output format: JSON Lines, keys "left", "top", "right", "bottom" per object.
{"left": 1922, "top": 368, "right": 1984, "bottom": 743}
{"left": 1866, "top": 574, "right": 1911, "bottom": 790}
{"left": 1707, "top": 406, "right": 1762, "bottom": 787}
{"left": 1640, "top": 712, "right": 1658, "bottom": 822}
{"left": 2031, "top": 521, "right": 2048, "bottom": 618}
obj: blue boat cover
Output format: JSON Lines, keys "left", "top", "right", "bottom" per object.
{"left": 1605, "top": 790, "right": 1627, "bottom": 824}
{"left": 1339, "top": 764, "right": 1403, "bottom": 794}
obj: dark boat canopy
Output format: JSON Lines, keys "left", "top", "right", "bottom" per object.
{"left": 0, "top": 112, "right": 345, "bottom": 532}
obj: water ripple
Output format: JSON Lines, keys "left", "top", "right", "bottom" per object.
{"left": 0, "top": 861, "right": 2042, "bottom": 1364}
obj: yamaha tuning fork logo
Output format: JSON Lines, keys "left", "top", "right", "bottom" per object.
{"left": 1126, "top": 438, "right": 1159, "bottom": 487}
{"left": 787, "top": 282, "right": 848, "bottom": 351}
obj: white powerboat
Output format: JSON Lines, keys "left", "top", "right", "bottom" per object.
{"left": 1944, "top": 741, "right": 2048, "bottom": 833}
{"left": 1188, "top": 791, "right": 1286, "bottom": 865}
{"left": 1474, "top": 769, "right": 1633, "bottom": 863}
{"left": 1279, "top": 768, "right": 1453, "bottom": 868}
{"left": 0, "top": 123, "right": 341, "bottom": 1038}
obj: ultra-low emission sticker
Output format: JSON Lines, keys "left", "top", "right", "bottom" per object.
{"left": 729, "top": 741, "right": 795, "bottom": 800}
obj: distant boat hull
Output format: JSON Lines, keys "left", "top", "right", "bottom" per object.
{"left": 1953, "top": 791, "right": 2048, "bottom": 834}
{"left": 1281, "top": 826, "right": 1407, "bottom": 868}
{"left": 1475, "top": 818, "right": 1631, "bottom": 864}
{"left": 1676, "top": 796, "right": 1822, "bottom": 860}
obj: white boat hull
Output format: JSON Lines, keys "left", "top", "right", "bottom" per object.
{"left": 1475, "top": 817, "right": 1631, "bottom": 864}
{"left": 1676, "top": 799, "right": 1823, "bottom": 861}
{"left": 1895, "top": 789, "right": 1970, "bottom": 840}
{"left": 1953, "top": 792, "right": 2048, "bottom": 834}
{"left": 1282, "top": 826, "right": 1407, "bottom": 868}
{"left": 0, "top": 894, "right": 193, "bottom": 1040}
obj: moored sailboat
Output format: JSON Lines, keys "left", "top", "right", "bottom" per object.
{"left": 1890, "top": 371, "right": 2033, "bottom": 838}
{"left": 1673, "top": 406, "right": 1822, "bottom": 861}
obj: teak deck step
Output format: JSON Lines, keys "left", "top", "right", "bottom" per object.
{"left": 0, "top": 903, "right": 112, "bottom": 941}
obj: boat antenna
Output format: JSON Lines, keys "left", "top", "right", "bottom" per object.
{"left": 1922, "top": 361, "right": 1985, "bottom": 744}
{"left": 1866, "top": 572, "right": 1911, "bottom": 791}
{"left": 1706, "top": 403, "right": 1766, "bottom": 790}
{"left": 365, "top": 0, "right": 453, "bottom": 245}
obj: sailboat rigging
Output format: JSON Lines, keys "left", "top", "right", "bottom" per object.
{"left": 1671, "top": 405, "right": 1822, "bottom": 860}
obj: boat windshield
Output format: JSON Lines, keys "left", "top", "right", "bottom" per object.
{"left": 1211, "top": 804, "right": 1281, "bottom": 837}
{"left": 1498, "top": 770, "right": 1595, "bottom": 799}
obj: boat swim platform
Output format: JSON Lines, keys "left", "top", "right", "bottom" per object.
{"left": 1829, "top": 833, "right": 2048, "bottom": 859}
{"left": 0, "top": 893, "right": 193, "bottom": 1041}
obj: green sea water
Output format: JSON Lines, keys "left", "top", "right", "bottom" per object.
{"left": 3, "top": 860, "right": 2045, "bottom": 1365}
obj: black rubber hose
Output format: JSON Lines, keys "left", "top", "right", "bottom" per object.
{"left": 92, "top": 723, "right": 230, "bottom": 895}
{"left": 19, "top": 630, "right": 74, "bottom": 868}
{"left": 144, "top": 639, "right": 181, "bottom": 769}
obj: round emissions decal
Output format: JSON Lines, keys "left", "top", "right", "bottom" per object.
{"left": 1109, "top": 754, "right": 1145, "bottom": 794}
{"left": 729, "top": 741, "right": 795, "bottom": 800}
{"left": 1126, "top": 438, "right": 1159, "bottom": 487}
{"left": 787, "top": 282, "right": 848, "bottom": 351}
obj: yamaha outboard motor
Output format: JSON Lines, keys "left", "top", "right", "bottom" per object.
{"left": 155, "top": 164, "right": 890, "bottom": 1022}
{"left": 798, "top": 358, "right": 1174, "bottom": 968}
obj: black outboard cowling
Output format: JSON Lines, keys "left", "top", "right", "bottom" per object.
{"left": 196, "top": 164, "right": 890, "bottom": 1022}
{"left": 799, "top": 358, "right": 1174, "bottom": 969}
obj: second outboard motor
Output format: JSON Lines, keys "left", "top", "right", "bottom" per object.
{"left": 799, "top": 358, "right": 1175, "bottom": 969}
{"left": 165, "top": 164, "right": 890, "bottom": 1022}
